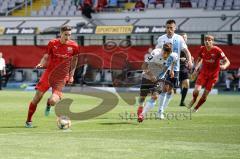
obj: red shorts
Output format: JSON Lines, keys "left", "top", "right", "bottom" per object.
{"left": 196, "top": 72, "right": 218, "bottom": 91}
{"left": 35, "top": 70, "right": 66, "bottom": 98}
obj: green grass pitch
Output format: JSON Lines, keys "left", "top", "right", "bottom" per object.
{"left": 0, "top": 90, "right": 240, "bottom": 159}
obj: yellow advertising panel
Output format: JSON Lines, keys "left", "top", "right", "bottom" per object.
{"left": 95, "top": 26, "right": 133, "bottom": 34}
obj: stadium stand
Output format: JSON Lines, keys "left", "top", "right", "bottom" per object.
{"left": 0, "top": 0, "right": 19, "bottom": 15}
{"left": 1, "top": 0, "right": 240, "bottom": 17}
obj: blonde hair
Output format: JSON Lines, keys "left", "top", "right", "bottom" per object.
{"left": 204, "top": 35, "right": 214, "bottom": 41}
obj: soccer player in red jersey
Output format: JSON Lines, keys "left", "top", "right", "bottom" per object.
{"left": 188, "top": 35, "right": 230, "bottom": 112}
{"left": 25, "top": 25, "right": 79, "bottom": 128}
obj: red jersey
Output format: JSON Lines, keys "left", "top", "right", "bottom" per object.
{"left": 198, "top": 46, "right": 226, "bottom": 75}
{"left": 46, "top": 39, "right": 79, "bottom": 72}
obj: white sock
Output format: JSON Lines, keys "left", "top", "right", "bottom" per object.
{"left": 158, "top": 92, "right": 166, "bottom": 114}
{"left": 226, "top": 79, "right": 231, "bottom": 89}
{"left": 142, "top": 98, "right": 156, "bottom": 117}
{"left": 162, "top": 93, "right": 172, "bottom": 110}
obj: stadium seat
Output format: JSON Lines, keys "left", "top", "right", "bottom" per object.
{"left": 215, "top": 0, "right": 224, "bottom": 10}
{"left": 67, "top": 10, "right": 75, "bottom": 16}
{"left": 148, "top": 4, "right": 155, "bottom": 8}
{"left": 233, "top": 0, "right": 240, "bottom": 10}
{"left": 104, "top": 70, "right": 112, "bottom": 82}
{"left": 38, "top": 10, "right": 45, "bottom": 16}
{"left": 45, "top": 10, "right": 52, "bottom": 16}
{"left": 224, "top": 0, "right": 233, "bottom": 10}
{"left": 94, "top": 71, "right": 102, "bottom": 82}
{"left": 191, "top": 2, "right": 197, "bottom": 8}
{"left": 206, "top": 0, "right": 216, "bottom": 10}
{"left": 31, "top": 70, "right": 39, "bottom": 82}
{"left": 14, "top": 70, "right": 24, "bottom": 82}
{"left": 172, "top": 2, "right": 180, "bottom": 8}
{"left": 156, "top": 3, "right": 163, "bottom": 8}
{"left": 164, "top": 2, "right": 172, "bottom": 8}
{"left": 198, "top": 0, "right": 206, "bottom": 8}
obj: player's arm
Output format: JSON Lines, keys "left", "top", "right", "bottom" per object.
{"left": 169, "top": 62, "right": 175, "bottom": 78}
{"left": 182, "top": 48, "right": 193, "bottom": 68}
{"left": 142, "top": 62, "right": 157, "bottom": 82}
{"left": 180, "top": 36, "right": 193, "bottom": 68}
{"left": 36, "top": 54, "right": 49, "bottom": 68}
{"left": 155, "top": 37, "right": 162, "bottom": 49}
{"left": 67, "top": 55, "right": 78, "bottom": 84}
{"left": 194, "top": 57, "right": 202, "bottom": 72}
{"left": 220, "top": 56, "right": 230, "bottom": 70}
{"left": 168, "top": 53, "right": 178, "bottom": 78}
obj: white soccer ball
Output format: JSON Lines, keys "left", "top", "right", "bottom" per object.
{"left": 57, "top": 116, "right": 71, "bottom": 130}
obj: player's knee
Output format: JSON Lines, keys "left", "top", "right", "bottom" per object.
{"left": 151, "top": 95, "right": 158, "bottom": 101}
{"left": 48, "top": 98, "right": 57, "bottom": 106}
{"left": 167, "top": 92, "right": 172, "bottom": 96}
{"left": 148, "top": 98, "right": 156, "bottom": 108}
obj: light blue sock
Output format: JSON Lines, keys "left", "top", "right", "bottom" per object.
{"left": 158, "top": 92, "right": 166, "bottom": 114}
{"left": 163, "top": 93, "right": 173, "bottom": 110}
{"left": 142, "top": 98, "right": 156, "bottom": 116}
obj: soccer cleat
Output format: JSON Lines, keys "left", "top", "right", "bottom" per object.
{"left": 187, "top": 99, "right": 196, "bottom": 109}
{"left": 137, "top": 106, "right": 143, "bottom": 116}
{"left": 158, "top": 113, "right": 165, "bottom": 120}
{"left": 138, "top": 113, "right": 144, "bottom": 123}
{"left": 45, "top": 106, "right": 51, "bottom": 116}
{"left": 179, "top": 102, "right": 186, "bottom": 106}
{"left": 25, "top": 121, "right": 33, "bottom": 128}
{"left": 192, "top": 108, "right": 198, "bottom": 113}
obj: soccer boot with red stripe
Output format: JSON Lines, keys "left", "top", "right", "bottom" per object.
{"left": 138, "top": 113, "right": 144, "bottom": 123}
{"left": 25, "top": 121, "right": 33, "bottom": 128}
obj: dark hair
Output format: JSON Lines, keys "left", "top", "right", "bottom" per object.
{"left": 166, "top": 19, "right": 176, "bottom": 25}
{"left": 163, "top": 43, "right": 172, "bottom": 53}
{"left": 60, "top": 25, "right": 72, "bottom": 32}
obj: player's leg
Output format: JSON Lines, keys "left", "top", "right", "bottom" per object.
{"left": 188, "top": 72, "right": 206, "bottom": 109}
{"left": 45, "top": 91, "right": 62, "bottom": 116}
{"left": 187, "top": 84, "right": 201, "bottom": 109}
{"left": 25, "top": 90, "right": 45, "bottom": 127}
{"left": 193, "top": 77, "right": 216, "bottom": 112}
{"left": 157, "top": 85, "right": 168, "bottom": 119}
{"left": 142, "top": 92, "right": 158, "bottom": 117}
{"left": 193, "top": 89, "right": 209, "bottom": 112}
{"left": 138, "top": 96, "right": 146, "bottom": 115}
{"left": 180, "top": 78, "right": 189, "bottom": 106}
{"left": 137, "top": 78, "right": 151, "bottom": 117}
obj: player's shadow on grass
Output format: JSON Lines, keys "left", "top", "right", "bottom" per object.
{"left": 99, "top": 122, "right": 139, "bottom": 125}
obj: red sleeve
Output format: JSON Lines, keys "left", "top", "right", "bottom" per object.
{"left": 74, "top": 44, "right": 80, "bottom": 55}
{"left": 198, "top": 46, "right": 204, "bottom": 58}
{"left": 216, "top": 46, "right": 225, "bottom": 60}
{"left": 46, "top": 41, "right": 53, "bottom": 55}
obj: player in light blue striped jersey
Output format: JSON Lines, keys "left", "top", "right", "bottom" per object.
{"left": 156, "top": 19, "right": 193, "bottom": 119}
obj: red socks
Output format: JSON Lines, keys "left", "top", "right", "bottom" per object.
{"left": 195, "top": 96, "right": 207, "bottom": 110}
{"left": 137, "top": 106, "right": 143, "bottom": 116}
{"left": 26, "top": 102, "right": 37, "bottom": 122}
{"left": 192, "top": 91, "right": 199, "bottom": 103}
